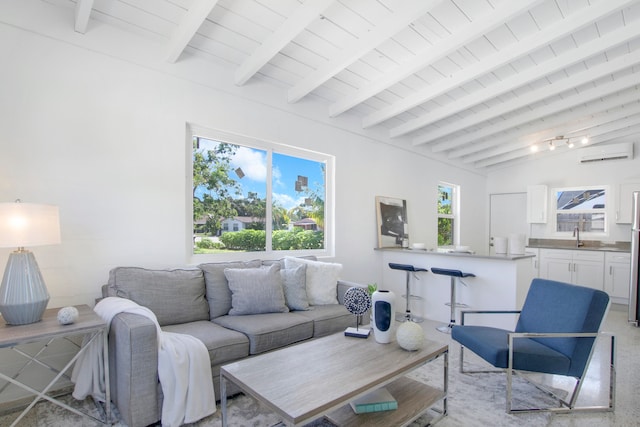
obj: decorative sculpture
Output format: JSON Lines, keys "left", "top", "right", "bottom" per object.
{"left": 343, "top": 287, "right": 371, "bottom": 338}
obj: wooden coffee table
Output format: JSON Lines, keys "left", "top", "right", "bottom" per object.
{"left": 220, "top": 332, "right": 448, "bottom": 426}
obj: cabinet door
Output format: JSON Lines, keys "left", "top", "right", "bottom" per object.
{"left": 525, "top": 248, "right": 539, "bottom": 278}
{"left": 539, "top": 257, "right": 572, "bottom": 282}
{"left": 616, "top": 183, "right": 640, "bottom": 224}
{"left": 527, "top": 185, "right": 547, "bottom": 223}
{"left": 572, "top": 251, "right": 604, "bottom": 290}
{"left": 605, "top": 253, "right": 631, "bottom": 300}
{"left": 573, "top": 260, "right": 605, "bottom": 290}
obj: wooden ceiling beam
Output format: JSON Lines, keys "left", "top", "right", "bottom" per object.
{"left": 364, "top": 0, "right": 635, "bottom": 131}
{"left": 416, "top": 48, "right": 640, "bottom": 147}
{"left": 415, "top": 70, "right": 640, "bottom": 158}
{"left": 74, "top": 0, "right": 94, "bottom": 34}
{"left": 235, "top": 0, "right": 335, "bottom": 86}
{"left": 460, "top": 102, "right": 640, "bottom": 163}
{"left": 475, "top": 121, "right": 640, "bottom": 169}
{"left": 450, "top": 78, "right": 640, "bottom": 164}
{"left": 287, "top": 0, "right": 444, "bottom": 103}
{"left": 328, "top": 0, "right": 542, "bottom": 117}
{"left": 396, "top": 22, "right": 640, "bottom": 143}
{"left": 165, "top": 0, "right": 220, "bottom": 63}
{"left": 437, "top": 89, "right": 640, "bottom": 158}
{"left": 447, "top": 95, "right": 640, "bottom": 160}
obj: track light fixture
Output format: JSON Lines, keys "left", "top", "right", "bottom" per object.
{"left": 530, "top": 135, "right": 589, "bottom": 153}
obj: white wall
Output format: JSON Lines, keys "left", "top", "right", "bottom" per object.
{"left": 0, "top": 10, "right": 487, "bottom": 309}
{"left": 486, "top": 142, "right": 640, "bottom": 243}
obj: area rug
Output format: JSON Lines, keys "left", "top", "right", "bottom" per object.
{"left": 0, "top": 342, "right": 572, "bottom": 427}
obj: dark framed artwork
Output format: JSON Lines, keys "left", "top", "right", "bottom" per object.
{"left": 375, "top": 196, "right": 408, "bottom": 248}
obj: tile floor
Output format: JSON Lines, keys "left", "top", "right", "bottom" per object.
{"left": 1, "top": 303, "right": 639, "bottom": 426}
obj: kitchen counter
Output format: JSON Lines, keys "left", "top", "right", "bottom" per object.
{"left": 376, "top": 247, "right": 535, "bottom": 330}
{"left": 376, "top": 247, "right": 535, "bottom": 260}
{"left": 527, "top": 238, "right": 630, "bottom": 253}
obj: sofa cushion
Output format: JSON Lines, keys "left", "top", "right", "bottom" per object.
{"left": 199, "top": 260, "right": 262, "bottom": 319}
{"left": 107, "top": 267, "right": 209, "bottom": 326}
{"left": 284, "top": 257, "right": 341, "bottom": 305}
{"left": 295, "top": 304, "right": 353, "bottom": 337}
{"left": 281, "top": 264, "right": 309, "bottom": 311}
{"left": 162, "top": 320, "right": 250, "bottom": 365}
{"left": 224, "top": 264, "right": 289, "bottom": 315}
{"left": 213, "top": 313, "right": 313, "bottom": 354}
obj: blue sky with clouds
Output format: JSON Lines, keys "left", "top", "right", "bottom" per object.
{"left": 195, "top": 139, "right": 325, "bottom": 210}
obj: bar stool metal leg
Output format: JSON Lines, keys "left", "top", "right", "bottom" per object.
{"left": 396, "top": 271, "right": 425, "bottom": 323}
{"left": 388, "top": 263, "right": 428, "bottom": 323}
{"left": 437, "top": 277, "right": 457, "bottom": 333}
{"left": 431, "top": 268, "right": 475, "bottom": 334}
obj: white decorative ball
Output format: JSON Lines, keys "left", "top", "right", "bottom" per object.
{"left": 57, "top": 306, "right": 79, "bottom": 325}
{"left": 396, "top": 321, "right": 425, "bottom": 351}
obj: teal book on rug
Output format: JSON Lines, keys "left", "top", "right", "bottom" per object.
{"left": 350, "top": 387, "right": 397, "bottom": 414}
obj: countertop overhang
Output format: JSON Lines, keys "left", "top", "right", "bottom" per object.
{"left": 375, "top": 247, "right": 534, "bottom": 261}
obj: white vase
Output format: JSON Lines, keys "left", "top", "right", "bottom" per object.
{"left": 372, "top": 290, "right": 395, "bottom": 344}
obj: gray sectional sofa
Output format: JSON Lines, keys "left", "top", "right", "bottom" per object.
{"left": 101, "top": 256, "right": 367, "bottom": 427}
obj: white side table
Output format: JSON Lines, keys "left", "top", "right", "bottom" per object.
{"left": 0, "top": 305, "right": 110, "bottom": 426}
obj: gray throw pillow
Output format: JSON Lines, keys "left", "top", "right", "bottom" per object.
{"left": 199, "top": 260, "right": 262, "bottom": 319}
{"left": 107, "top": 267, "right": 209, "bottom": 326}
{"left": 281, "top": 264, "right": 309, "bottom": 311}
{"left": 224, "top": 264, "right": 289, "bottom": 316}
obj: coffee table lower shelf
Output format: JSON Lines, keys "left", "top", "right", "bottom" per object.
{"left": 326, "top": 376, "right": 446, "bottom": 427}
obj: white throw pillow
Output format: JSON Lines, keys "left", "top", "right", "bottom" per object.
{"left": 284, "top": 257, "right": 341, "bottom": 305}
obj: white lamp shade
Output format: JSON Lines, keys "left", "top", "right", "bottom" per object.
{"left": 0, "top": 202, "right": 61, "bottom": 248}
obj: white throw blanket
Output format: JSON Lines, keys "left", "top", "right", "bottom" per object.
{"left": 71, "top": 297, "right": 216, "bottom": 427}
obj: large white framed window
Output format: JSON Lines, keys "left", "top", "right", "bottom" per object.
{"left": 438, "top": 182, "right": 459, "bottom": 247}
{"left": 552, "top": 186, "right": 608, "bottom": 235}
{"left": 188, "top": 125, "right": 334, "bottom": 261}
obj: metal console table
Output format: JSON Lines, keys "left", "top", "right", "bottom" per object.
{"left": 0, "top": 305, "right": 110, "bottom": 426}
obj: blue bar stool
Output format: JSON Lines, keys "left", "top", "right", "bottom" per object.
{"left": 430, "top": 267, "right": 475, "bottom": 333}
{"left": 388, "top": 263, "right": 428, "bottom": 323}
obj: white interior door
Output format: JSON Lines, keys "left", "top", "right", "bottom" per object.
{"left": 489, "top": 193, "right": 528, "bottom": 255}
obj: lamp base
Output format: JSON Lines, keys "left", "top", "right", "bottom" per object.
{"left": 0, "top": 250, "right": 50, "bottom": 325}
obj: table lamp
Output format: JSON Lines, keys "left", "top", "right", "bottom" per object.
{"left": 0, "top": 201, "right": 61, "bottom": 325}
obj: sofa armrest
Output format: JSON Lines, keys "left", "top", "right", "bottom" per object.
{"left": 109, "top": 312, "right": 160, "bottom": 427}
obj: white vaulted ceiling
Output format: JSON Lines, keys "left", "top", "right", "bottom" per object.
{"left": 37, "top": 0, "right": 640, "bottom": 170}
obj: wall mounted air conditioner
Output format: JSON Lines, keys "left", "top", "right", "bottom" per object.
{"left": 577, "top": 142, "right": 634, "bottom": 164}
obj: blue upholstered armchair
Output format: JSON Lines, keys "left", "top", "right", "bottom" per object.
{"left": 451, "top": 278, "right": 615, "bottom": 414}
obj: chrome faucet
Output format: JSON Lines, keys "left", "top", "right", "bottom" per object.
{"left": 573, "top": 225, "right": 584, "bottom": 247}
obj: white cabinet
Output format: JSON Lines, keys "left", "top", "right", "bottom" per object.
{"left": 527, "top": 185, "right": 547, "bottom": 223}
{"left": 604, "top": 252, "right": 631, "bottom": 302}
{"left": 539, "top": 249, "right": 604, "bottom": 290}
{"left": 616, "top": 183, "right": 640, "bottom": 224}
{"left": 525, "top": 247, "right": 539, "bottom": 278}
{"left": 539, "top": 249, "right": 573, "bottom": 282}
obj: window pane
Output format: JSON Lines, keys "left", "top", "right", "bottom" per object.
{"left": 556, "top": 189, "right": 605, "bottom": 210}
{"left": 438, "top": 185, "right": 452, "bottom": 215}
{"left": 554, "top": 187, "right": 607, "bottom": 233}
{"left": 557, "top": 213, "right": 605, "bottom": 233}
{"left": 272, "top": 153, "right": 325, "bottom": 250}
{"left": 438, "top": 218, "right": 453, "bottom": 246}
{"left": 193, "top": 137, "right": 266, "bottom": 253}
